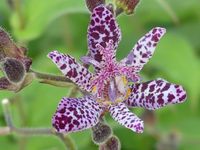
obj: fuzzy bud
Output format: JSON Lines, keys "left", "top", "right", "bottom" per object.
{"left": 114, "top": 0, "right": 139, "bottom": 15}
{"left": 21, "top": 57, "right": 32, "bottom": 71}
{"left": 85, "top": 0, "right": 105, "bottom": 12}
{"left": 0, "top": 28, "right": 24, "bottom": 59}
{"left": 0, "top": 77, "right": 18, "bottom": 91}
{"left": 92, "top": 121, "right": 112, "bottom": 144}
{"left": 1, "top": 58, "right": 25, "bottom": 84}
{"left": 99, "top": 136, "right": 121, "bottom": 150}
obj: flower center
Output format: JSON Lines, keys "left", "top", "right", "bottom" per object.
{"left": 92, "top": 75, "right": 131, "bottom": 106}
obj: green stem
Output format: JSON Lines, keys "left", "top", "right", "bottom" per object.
{"left": 2, "top": 99, "right": 14, "bottom": 128}
{"left": 0, "top": 127, "right": 11, "bottom": 135}
{"left": 1, "top": 98, "right": 76, "bottom": 150}
{"left": 156, "top": 0, "right": 180, "bottom": 25}
{"left": 56, "top": 133, "right": 76, "bottom": 150}
{"left": 13, "top": 0, "right": 25, "bottom": 29}
{"left": 31, "top": 70, "right": 73, "bottom": 87}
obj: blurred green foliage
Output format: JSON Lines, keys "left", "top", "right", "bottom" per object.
{"left": 0, "top": 0, "right": 200, "bottom": 149}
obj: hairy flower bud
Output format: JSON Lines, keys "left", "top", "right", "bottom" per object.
{"left": 21, "top": 57, "right": 32, "bottom": 72}
{"left": 0, "top": 28, "right": 24, "bottom": 59}
{"left": 0, "top": 77, "right": 18, "bottom": 91}
{"left": 1, "top": 58, "right": 25, "bottom": 84}
{"left": 99, "top": 136, "right": 121, "bottom": 150}
{"left": 92, "top": 121, "right": 112, "bottom": 144}
{"left": 85, "top": 0, "right": 105, "bottom": 12}
{"left": 114, "top": 0, "right": 139, "bottom": 15}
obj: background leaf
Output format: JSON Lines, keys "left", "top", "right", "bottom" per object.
{"left": 10, "top": 0, "right": 87, "bottom": 42}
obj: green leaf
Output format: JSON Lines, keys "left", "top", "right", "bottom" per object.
{"left": 172, "top": 21, "right": 200, "bottom": 49}
{"left": 135, "top": 0, "right": 200, "bottom": 25}
{"left": 10, "top": 0, "right": 87, "bottom": 42}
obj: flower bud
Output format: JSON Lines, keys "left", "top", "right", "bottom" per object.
{"left": 0, "top": 77, "right": 18, "bottom": 91}
{"left": 92, "top": 121, "right": 112, "bottom": 144}
{"left": 114, "top": 0, "right": 139, "bottom": 15}
{"left": 85, "top": 0, "right": 105, "bottom": 12}
{"left": 21, "top": 57, "right": 32, "bottom": 71}
{"left": 1, "top": 58, "right": 25, "bottom": 84}
{"left": 0, "top": 28, "right": 24, "bottom": 59}
{"left": 99, "top": 136, "right": 121, "bottom": 150}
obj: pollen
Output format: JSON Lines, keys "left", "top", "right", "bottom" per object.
{"left": 122, "top": 76, "right": 128, "bottom": 85}
{"left": 125, "top": 88, "right": 131, "bottom": 100}
{"left": 92, "top": 85, "right": 97, "bottom": 93}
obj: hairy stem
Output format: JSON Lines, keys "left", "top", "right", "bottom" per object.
{"left": 56, "top": 133, "right": 76, "bottom": 150}
{"left": 13, "top": 0, "right": 25, "bottom": 29}
{"left": 0, "top": 127, "right": 11, "bottom": 135}
{"left": 2, "top": 99, "right": 14, "bottom": 128}
{"left": 1, "top": 98, "right": 76, "bottom": 150}
{"left": 31, "top": 70, "right": 73, "bottom": 87}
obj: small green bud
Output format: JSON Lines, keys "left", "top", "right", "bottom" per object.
{"left": 85, "top": 0, "right": 105, "bottom": 12}
{"left": 114, "top": 0, "right": 139, "bottom": 15}
{"left": 92, "top": 121, "right": 112, "bottom": 144}
{"left": 99, "top": 136, "right": 121, "bottom": 150}
{"left": 1, "top": 58, "right": 25, "bottom": 84}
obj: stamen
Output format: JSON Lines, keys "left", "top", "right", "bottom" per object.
{"left": 92, "top": 85, "right": 97, "bottom": 93}
{"left": 115, "top": 76, "right": 127, "bottom": 94}
{"left": 108, "top": 79, "right": 117, "bottom": 102}
{"left": 125, "top": 88, "right": 131, "bottom": 99}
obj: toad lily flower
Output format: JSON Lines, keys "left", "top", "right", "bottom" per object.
{"left": 48, "top": 5, "right": 187, "bottom": 134}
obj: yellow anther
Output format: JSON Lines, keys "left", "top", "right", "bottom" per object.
{"left": 125, "top": 88, "right": 131, "bottom": 99}
{"left": 92, "top": 85, "right": 97, "bottom": 93}
{"left": 96, "top": 99, "right": 102, "bottom": 103}
{"left": 116, "top": 99, "right": 123, "bottom": 103}
{"left": 103, "top": 101, "right": 112, "bottom": 105}
{"left": 122, "top": 76, "right": 128, "bottom": 85}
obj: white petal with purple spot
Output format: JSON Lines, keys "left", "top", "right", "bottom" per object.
{"left": 121, "top": 27, "right": 166, "bottom": 72}
{"left": 88, "top": 5, "right": 121, "bottom": 64}
{"left": 126, "top": 78, "right": 187, "bottom": 110}
{"left": 52, "top": 95, "right": 104, "bottom": 133}
{"left": 48, "top": 51, "right": 92, "bottom": 91}
{"left": 109, "top": 103, "right": 144, "bottom": 133}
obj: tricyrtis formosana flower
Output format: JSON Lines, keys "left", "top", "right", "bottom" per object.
{"left": 48, "top": 5, "right": 187, "bottom": 134}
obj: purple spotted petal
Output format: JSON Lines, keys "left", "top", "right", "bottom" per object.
{"left": 126, "top": 78, "right": 187, "bottom": 110}
{"left": 52, "top": 95, "right": 103, "bottom": 133}
{"left": 109, "top": 103, "right": 144, "bottom": 133}
{"left": 48, "top": 51, "right": 92, "bottom": 91}
{"left": 88, "top": 4, "right": 121, "bottom": 64}
{"left": 121, "top": 27, "right": 166, "bottom": 72}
